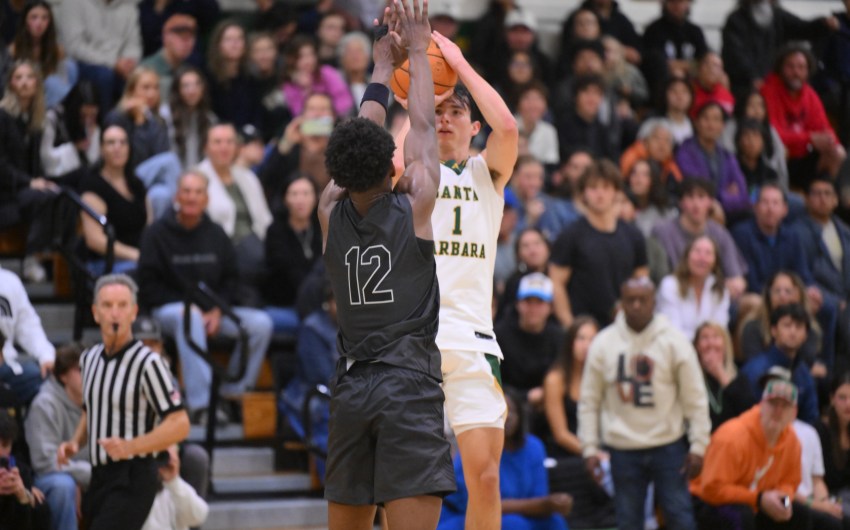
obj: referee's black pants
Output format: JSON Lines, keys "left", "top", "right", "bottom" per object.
{"left": 83, "top": 457, "right": 158, "bottom": 530}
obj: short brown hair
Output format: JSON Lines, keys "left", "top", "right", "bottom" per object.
{"left": 577, "top": 159, "right": 622, "bottom": 193}
{"left": 54, "top": 343, "right": 82, "bottom": 380}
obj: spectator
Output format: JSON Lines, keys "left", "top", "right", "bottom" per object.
{"left": 0, "top": 410, "right": 49, "bottom": 530}
{"left": 58, "top": 0, "right": 141, "bottom": 112}
{"left": 140, "top": 446, "right": 208, "bottom": 530}
{"left": 206, "top": 20, "right": 261, "bottom": 131}
{"left": 0, "top": 60, "right": 60, "bottom": 282}
{"left": 315, "top": 11, "right": 347, "bottom": 68}
{"left": 161, "top": 65, "right": 216, "bottom": 170}
{"left": 40, "top": 83, "right": 92, "bottom": 181}
{"left": 104, "top": 66, "right": 181, "bottom": 219}
{"left": 0, "top": 264, "right": 53, "bottom": 405}
{"left": 138, "top": 171, "right": 273, "bottom": 423}
{"left": 515, "top": 82, "right": 559, "bottom": 167}
{"left": 623, "top": 159, "right": 677, "bottom": 238}
{"left": 247, "top": 32, "right": 288, "bottom": 143}
{"left": 10, "top": 1, "right": 77, "bottom": 109}
{"left": 741, "top": 303, "right": 819, "bottom": 425}
{"left": 79, "top": 124, "right": 149, "bottom": 275}
{"left": 691, "top": 377, "right": 812, "bottom": 529}
{"left": 550, "top": 160, "right": 647, "bottom": 327}
{"left": 557, "top": 75, "right": 619, "bottom": 163}
{"left": 795, "top": 177, "right": 850, "bottom": 366}
{"left": 61, "top": 80, "right": 101, "bottom": 169}
{"left": 735, "top": 119, "right": 781, "bottom": 202}
{"left": 510, "top": 155, "right": 579, "bottom": 242}
{"left": 137, "top": 0, "right": 218, "bottom": 59}
{"left": 496, "top": 227, "right": 550, "bottom": 322}
{"left": 197, "top": 123, "right": 271, "bottom": 306}
{"left": 25, "top": 344, "right": 89, "bottom": 530}
{"left": 234, "top": 124, "right": 264, "bottom": 172}
{"left": 498, "top": 50, "right": 543, "bottom": 114}
{"left": 761, "top": 43, "right": 846, "bottom": 186}
{"left": 498, "top": 9, "right": 553, "bottom": 88}
{"left": 496, "top": 273, "right": 565, "bottom": 406}
{"left": 548, "top": 148, "right": 593, "bottom": 201}
{"left": 676, "top": 101, "right": 750, "bottom": 220}
{"left": 642, "top": 0, "right": 707, "bottom": 91}
{"left": 720, "top": 89, "right": 789, "bottom": 191}
{"left": 657, "top": 235, "right": 730, "bottom": 339}
{"left": 543, "top": 317, "right": 598, "bottom": 457}
{"left": 336, "top": 31, "right": 371, "bottom": 118}
{"left": 601, "top": 36, "right": 648, "bottom": 110}
{"left": 468, "top": 0, "right": 517, "bottom": 81}
{"left": 438, "top": 389, "right": 571, "bottom": 530}
{"left": 651, "top": 179, "right": 749, "bottom": 300}
{"left": 258, "top": 92, "right": 335, "bottom": 197}
{"left": 580, "top": 277, "right": 710, "bottom": 530}
{"left": 792, "top": 414, "right": 845, "bottom": 530}
{"left": 818, "top": 373, "right": 850, "bottom": 514}
{"left": 139, "top": 13, "right": 197, "bottom": 98}
{"left": 722, "top": 0, "right": 835, "bottom": 99}
{"left": 690, "top": 52, "right": 735, "bottom": 120}
{"left": 281, "top": 35, "right": 353, "bottom": 119}
{"left": 637, "top": 76, "right": 694, "bottom": 146}
{"left": 693, "top": 321, "right": 755, "bottom": 432}
{"left": 264, "top": 174, "right": 322, "bottom": 335}
{"left": 620, "top": 121, "right": 683, "bottom": 198}
{"left": 560, "top": 0, "right": 642, "bottom": 66}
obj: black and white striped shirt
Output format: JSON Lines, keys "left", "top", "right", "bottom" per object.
{"left": 81, "top": 340, "right": 183, "bottom": 467}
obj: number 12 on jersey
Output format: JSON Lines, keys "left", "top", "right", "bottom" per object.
{"left": 344, "top": 245, "right": 394, "bottom": 305}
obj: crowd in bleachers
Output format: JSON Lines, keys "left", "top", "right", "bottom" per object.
{"left": 1, "top": 0, "right": 850, "bottom": 528}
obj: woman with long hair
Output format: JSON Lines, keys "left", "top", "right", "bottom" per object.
{"left": 281, "top": 35, "right": 353, "bottom": 118}
{"left": 693, "top": 322, "right": 754, "bottom": 431}
{"left": 207, "top": 20, "right": 261, "bottom": 129}
{"left": 247, "top": 31, "right": 288, "bottom": 141}
{"left": 9, "top": 1, "right": 77, "bottom": 108}
{"left": 79, "top": 124, "right": 149, "bottom": 275}
{"left": 496, "top": 227, "right": 551, "bottom": 322}
{"left": 819, "top": 373, "right": 850, "bottom": 512}
{"left": 657, "top": 235, "right": 730, "bottom": 339}
{"left": 105, "top": 65, "right": 181, "bottom": 219}
{"left": 623, "top": 159, "right": 677, "bottom": 237}
{"left": 543, "top": 317, "right": 598, "bottom": 457}
{"left": 161, "top": 65, "right": 216, "bottom": 169}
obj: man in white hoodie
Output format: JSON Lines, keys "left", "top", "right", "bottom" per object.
{"left": 578, "top": 276, "right": 711, "bottom": 530}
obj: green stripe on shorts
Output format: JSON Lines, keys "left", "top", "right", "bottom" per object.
{"left": 485, "top": 354, "right": 502, "bottom": 389}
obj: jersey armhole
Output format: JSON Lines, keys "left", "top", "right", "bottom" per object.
{"left": 414, "top": 237, "right": 435, "bottom": 261}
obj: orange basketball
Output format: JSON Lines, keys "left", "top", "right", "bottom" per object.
{"left": 390, "top": 39, "right": 457, "bottom": 100}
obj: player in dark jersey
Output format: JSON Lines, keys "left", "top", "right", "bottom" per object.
{"left": 317, "top": 1, "right": 454, "bottom": 529}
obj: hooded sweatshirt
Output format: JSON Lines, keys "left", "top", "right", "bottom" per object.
{"left": 24, "top": 377, "right": 90, "bottom": 487}
{"left": 578, "top": 312, "right": 710, "bottom": 456}
{"left": 691, "top": 404, "right": 801, "bottom": 510}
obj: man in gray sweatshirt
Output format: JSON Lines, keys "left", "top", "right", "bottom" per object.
{"left": 25, "top": 344, "right": 89, "bottom": 530}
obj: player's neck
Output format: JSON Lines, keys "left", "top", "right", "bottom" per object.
{"left": 439, "top": 145, "right": 470, "bottom": 166}
{"left": 349, "top": 186, "right": 390, "bottom": 217}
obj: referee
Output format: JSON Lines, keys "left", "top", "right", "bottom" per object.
{"left": 58, "top": 274, "right": 190, "bottom": 530}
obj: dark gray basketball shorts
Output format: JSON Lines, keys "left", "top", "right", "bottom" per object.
{"left": 324, "top": 361, "right": 456, "bottom": 506}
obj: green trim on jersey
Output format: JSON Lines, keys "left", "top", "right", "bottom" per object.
{"left": 441, "top": 159, "right": 468, "bottom": 175}
{"left": 485, "top": 353, "right": 502, "bottom": 389}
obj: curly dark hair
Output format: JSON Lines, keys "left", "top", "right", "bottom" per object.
{"left": 325, "top": 117, "right": 395, "bottom": 192}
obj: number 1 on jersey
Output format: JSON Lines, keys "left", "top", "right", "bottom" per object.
{"left": 452, "top": 206, "right": 462, "bottom": 235}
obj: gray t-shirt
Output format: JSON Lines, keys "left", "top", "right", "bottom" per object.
{"left": 651, "top": 217, "right": 748, "bottom": 278}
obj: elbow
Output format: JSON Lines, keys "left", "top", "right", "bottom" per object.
{"left": 174, "top": 410, "right": 191, "bottom": 442}
{"left": 495, "top": 114, "right": 519, "bottom": 139}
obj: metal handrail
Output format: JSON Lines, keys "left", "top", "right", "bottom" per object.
{"left": 56, "top": 187, "right": 116, "bottom": 279}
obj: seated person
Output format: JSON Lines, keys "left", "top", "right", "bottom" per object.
{"left": 496, "top": 273, "right": 565, "bottom": 407}
{"left": 139, "top": 13, "right": 197, "bottom": 97}
{"left": 622, "top": 159, "right": 677, "bottom": 238}
{"left": 141, "top": 445, "right": 208, "bottom": 530}
{"left": 197, "top": 123, "right": 273, "bottom": 307}
{"left": 137, "top": 171, "right": 273, "bottom": 424}
{"left": 657, "top": 235, "right": 730, "bottom": 339}
{"left": 25, "top": 344, "right": 89, "bottom": 530}
{"left": 264, "top": 175, "right": 322, "bottom": 335}
{"left": 637, "top": 77, "right": 694, "bottom": 146}
{"left": 818, "top": 374, "right": 850, "bottom": 516}
{"left": 792, "top": 411, "right": 846, "bottom": 530}
{"left": 0, "top": 410, "right": 50, "bottom": 530}
{"left": 620, "top": 121, "right": 682, "bottom": 200}
{"left": 510, "top": 156, "right": 579, "bottom": 242}
{"left": 438, "top": 389, "right": 570, "bottom": 530}
{"left": 734, "top": 119, "right": 781, "bottom": 202}
{"left": 515, "top": 82, "right": 559, "bottom": 167}
{"left": 0, "top": 265, "right": 54, "bottom": 405}
{"left": 741, "top": 304, "right": 819, "bottom": 425}
{"left": 690, "top": 52, "right": 735, "bottom": 119}
{"left": 80, "top": 124, "right": 149, "bottom": 275}
{"left": 556, "top": 74, "right": 621, "bottom": 163}
{"left": 676, "top": 101, "right": 750, "bottom": 220}
{"left": 693, "top": 322, "right": 755, "bottom": 432}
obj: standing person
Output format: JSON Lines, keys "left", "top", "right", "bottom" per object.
{"left": 318, "top": 2, "right": 455, "bottom": 528}
{"left": 400, "top": 24, "right": 519, "bottom": 529}
{"left": 57, "top": 274, "right": 190, "bottom": 530}
{"left": 579, "top": 277, "right": 711, "bottom": 530}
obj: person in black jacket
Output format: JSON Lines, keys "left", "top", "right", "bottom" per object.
{"left": 560, "top": 0, "right": 642, "bottom": 67}
{"left": 137, "top": 171, "right": 272, "bottom": 424}
{"left": 0, "top": 410, "right": 50, "bottom": 530}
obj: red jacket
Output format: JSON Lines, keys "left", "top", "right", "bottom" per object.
{"left": 691, "top": 82, "right": 735, "bottom": 119}
{"left": 761, "top": 73, "right": 838, "bottom": 159}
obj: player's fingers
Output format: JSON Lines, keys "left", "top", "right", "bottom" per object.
{"left": 412, "top": 0, "right": 420, "bottom": 19}
{"left": 421, "top": 0, "right": 428, "bottom": 20}
{"left": 394, "top": 0, "right": 406, "bottom": 21}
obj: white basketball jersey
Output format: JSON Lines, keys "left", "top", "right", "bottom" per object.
{"left": 432, "top": 155, "right": 504, "bottom": 357}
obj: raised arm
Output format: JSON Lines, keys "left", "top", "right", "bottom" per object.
{"left": 393, "top": 0, "right": 440, "bottom": 240}
{"left": 431, "top": 30, "right": 518, "bottom": 193}
{"left": 359, "top": 4, "right": 405, "bottom": 127}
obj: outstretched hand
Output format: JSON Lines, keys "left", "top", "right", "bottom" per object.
{"left": 431, "top": 30, "right": 465, "bottom": 71}
{"left": 372, "top": 2, "right": 405, "bottom": 69}
{"left": 394, "top": 0, "right": 431, "bottom": 52}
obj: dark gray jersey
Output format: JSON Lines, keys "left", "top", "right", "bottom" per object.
{"left": 324, "top": 193, "right": 441, "bottom": 380}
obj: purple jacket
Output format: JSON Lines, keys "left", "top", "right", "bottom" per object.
{"left": 675, "top": 137, "right": 750, "bottom": 215}
{"left": 282, "top": 65, "right": 354, "bottom": 118}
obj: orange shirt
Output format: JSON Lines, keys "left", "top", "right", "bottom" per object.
{"left": 619, "top": 141, "right": 683, "bottom": 185}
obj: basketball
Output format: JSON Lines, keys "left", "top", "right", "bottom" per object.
{"left": 390, "top": 39, "right": 457, "bottom": 100}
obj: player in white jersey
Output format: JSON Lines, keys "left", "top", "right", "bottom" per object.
{"left": 394, "top": 31, "right": 518, "bottom": 530}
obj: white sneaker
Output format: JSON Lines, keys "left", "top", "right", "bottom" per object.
{"left": 22, "top": 256, "right": 46, "bottom": 283}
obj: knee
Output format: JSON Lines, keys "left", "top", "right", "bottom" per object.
{"left": 470, "top": 460, "right": 500, "bottom": 494}
{"left": 245, "top": 311, "right": 273, "bottom": 337}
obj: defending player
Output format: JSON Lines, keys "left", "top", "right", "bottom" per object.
{"left": 393, "top": 30, "right": 519, "bottom": 529}
{"left": 317, "top": 1, "right": 454, "bottom": 529}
